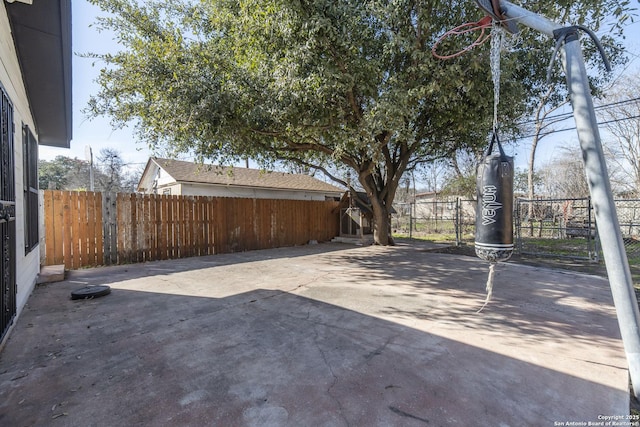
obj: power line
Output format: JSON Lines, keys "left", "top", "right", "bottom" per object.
{"left": 516, "top": 96, "right": 640, "bottom": 127}
{"left": 514, "top": 113, "right": 640, "bottom": 141}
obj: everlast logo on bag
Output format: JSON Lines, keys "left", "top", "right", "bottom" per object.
{"left": 481, "top": 185, "right": 502, "bottom": 225}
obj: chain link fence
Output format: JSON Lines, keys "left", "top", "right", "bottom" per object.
{"left": 615, "top": 199, "right": 640, "bottom": 266}
{"left": 392, "top": 197, "right": 476, "bottom": 245}
{"left": 515, "top": 198, "right": 597, "bottom": 260}
{"left": 393, "top": 196, "right": 640, "bottom": 263}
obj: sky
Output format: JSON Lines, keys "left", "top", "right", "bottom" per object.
{"left": 39, "top": 1, "right": 151, "bottom": 172}
{"left": 39, "top": 0, "right": 640, "bottom": 177}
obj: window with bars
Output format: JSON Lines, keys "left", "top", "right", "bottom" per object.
{"left": 23, "top": 125, "right": 38, "bottom": 253}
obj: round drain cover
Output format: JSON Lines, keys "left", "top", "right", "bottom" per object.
{"left": 71, "top": 285, "right": 111, "bottom": 300}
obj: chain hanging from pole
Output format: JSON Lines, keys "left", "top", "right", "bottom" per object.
{"left": 476, "top": 23, "right": 515, "bottom": 313}
{"left": 431, "top": 1, "right": 519, "bottom": 312}
{"left": 490, "top": 23, "right": 504, "bottom": 133}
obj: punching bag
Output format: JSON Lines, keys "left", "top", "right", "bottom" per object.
{"left": 475, "top": 133, "right": 514, "bottom": 263}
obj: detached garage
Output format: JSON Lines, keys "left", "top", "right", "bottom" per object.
{"left": 137, "top": 157, "right": 344, "bottom": 201}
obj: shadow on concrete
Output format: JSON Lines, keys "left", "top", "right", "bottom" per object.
{"left": 326, "top": 243, "right": 619, "bottom": 345}
{"left": 0, "top": 269, "right": 627, "bottom": 426}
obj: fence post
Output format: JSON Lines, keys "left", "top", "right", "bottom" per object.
{"left": 514, "top": 198, "right": 520, "bottom": 254}
{"left": 409, "top": 203, "right": 413, "bottom": 240}
{"left": 102, "top": 192, "right": 117, "bottom": 265}
{"left": 38, "top": 190, "right": 45, "bottom": 266}
{"left": 455, "top": 197, "right": 460, "bottom": 246}
{"left": 102, "top": 192, "right": 109, "bottom": 265}
{"left": 587, "top": 197, "right": 593, "bottom": 260}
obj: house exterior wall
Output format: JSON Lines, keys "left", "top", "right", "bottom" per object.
{"left": 139, "top": 162, "right": 342, "bottom": 201}
{"left": 175, "top": 182, "right": 334, "bottom": 201}
{"left": 155, "top": 166, "right": 175, "bottom": 187}
{"left": 1, "top": 2, "right": 40, "bottom": 326}
{"left": 414, "top": 196, "right": 476, "bottom": 220}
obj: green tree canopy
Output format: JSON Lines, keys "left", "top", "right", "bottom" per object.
{"left": 86, "top": 0, "right": 632, "bottom": 244}
{"left": 39, "top": 156, "right": 89, "bottom": 190}
{"left": 38, "top": 151, "right": 140, "bottom": 192}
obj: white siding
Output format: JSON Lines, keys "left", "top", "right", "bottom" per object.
{"left": 179, "top": 183, "right": 333, "bottom": 201}
{"left": 142, "top": 164, "right": 342, "bottom": 200}
{"left": 1, "top": 3, "right": 40, "bottom": 321}
{"left": 156, "top": 167, "right": 176, "bottom": 187}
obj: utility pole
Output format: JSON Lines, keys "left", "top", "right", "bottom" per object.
{"left": 485, "top": 0, "right": 640, "bottom": 399}
{"left": 85, "top": 145, "right": 94, "bottom": 191}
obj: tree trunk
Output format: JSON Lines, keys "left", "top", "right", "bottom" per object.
{"left": 360, "top": 172, "right": 398, "bottom": 246}
{"left": 527, "top": 87, "right": 566, "bottom": 237}
{"left": 371, "top": 202, "right": 394, "bottom": 246}
{"left": 356, "top": 142, "right": 406, "bottom": 246}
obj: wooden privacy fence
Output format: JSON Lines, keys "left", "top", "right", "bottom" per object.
{"left": 42, "top": 190, "right": 340, "bottom": 270}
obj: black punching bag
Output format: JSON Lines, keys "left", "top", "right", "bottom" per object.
{"left": 475, "top": 133, "right": 514, "bottom": 263}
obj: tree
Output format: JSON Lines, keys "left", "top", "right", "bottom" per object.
{"left": 39, "top": 156, "right": 71, "bottom": 190}
{"left": 525, "top": 88, "right": 570, "bottom": 199}
{"left": 519, "top": 6, "right": 628, "bottom": 216}
{"left": 436, "top": 149, "right": 481, "bottom": 199}
{"left": 538, "top": 147, "right": 590, "bottom": 199}
{"left": 514, "top": 167, "right": 542, "bottom": 196}
{"left": 38, "top": 150, "right": 141, "bottom": 192}
{"left": 121, "top": 165, "right": 145, "bottom": 193}
{"left": 39, "top": 156, "right": 91, "bottom": 190}
{"left": 598, "top": 73, "right": 640, "bottom": 197}
{"left": 96, "top": 147, "right": 127, "bottom": 192}
{"left": 417, "top": 161, "right": 447, "bottom": 194}
{"left": 93, "top": 147, "right": 143, "bottom": 193}
{"left": 86, "top": 0, "right": 632, "bottom": 244}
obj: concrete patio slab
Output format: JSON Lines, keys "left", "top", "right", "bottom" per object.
{"left": 0, "top": 242, "right": 629, "bottom": 426}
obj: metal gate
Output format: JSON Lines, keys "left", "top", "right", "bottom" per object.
{"left": 515, "top": 198, "right": 598, "bottom": 260}
{"left": 0, "top": 87, "right": 16, "bottom": 341}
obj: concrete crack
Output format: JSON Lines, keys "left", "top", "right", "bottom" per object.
{"left": 312, "top": 323, "right": 350, "bottom": 427}
{"left": 389, "top": 406, "right": 430, "bottom": 424}
{"left": 286, "top": 272, "right": 332, "bottom": 294}
{"left": 363, "top": 336, "right": 393, "bottom": 363}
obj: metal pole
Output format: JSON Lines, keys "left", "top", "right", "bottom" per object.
{"left": 588, "top": 197, "right": 593, "bottom": 260}
{"left": 409, "top": 204, "right": 413, "bottom": 240}
{"left": 499, "top": 0, "right": 640, "bottom": 398}
{"left": 455, "top": 197, "right": 460, "bottom": 246}
{"left": 85, "top": 145, "right": 95, "bottom": 191}
{"left": 89, "top": 156, "right": 94, "bottom": 192}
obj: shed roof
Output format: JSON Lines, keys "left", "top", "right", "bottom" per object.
{"left": 142, "top": 158, "right": 344, "bottom": 194}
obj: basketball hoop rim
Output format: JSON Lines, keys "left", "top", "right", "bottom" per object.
{"left": 431, "top": 15, "right": 493, "bottom": 60}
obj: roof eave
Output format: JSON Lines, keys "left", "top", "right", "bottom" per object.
{"left": 137, "top": 158, "right": 162, "bottom": 192}
{"left": 178, "top": 180, "right": 343, "bottom": 194}
{"left": 6, "top": 0, "right": 72, "bottom": 148}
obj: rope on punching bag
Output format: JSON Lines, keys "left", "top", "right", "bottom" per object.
{"left": 477, "top": 262, "right": 496, "bottom": 313}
